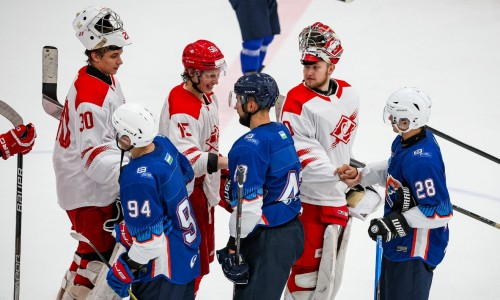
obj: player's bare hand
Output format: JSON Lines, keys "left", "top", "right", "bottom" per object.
{"left": 335, "top": 164, "right": 361, "bottom": 187}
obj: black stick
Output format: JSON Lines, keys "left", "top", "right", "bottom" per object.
{"left": 0, "top": 100, "right": 24, "bottom": 300}
{"left": 349, "top": 158, "right": 500, "bottom": 230}
{"left": 426, "top": 126, "right": 500, "bottom": 165}
{"left": 235, "top": 166, "right": 246, "bottom": 264}
{"left": 13, "top": 153, "right": 23, "bottom": 300}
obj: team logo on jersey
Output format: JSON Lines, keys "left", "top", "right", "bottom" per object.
{"left": 413, "top": 148, "right": 432, "bottom": 158}
{"left": 244, "top": 133, "right": 259, "bottom": 145}
{"left": 329, "top": 112, "right": 357, "bottom": 149}
{"left": 385, "top": 175, "right": 403, "bottom": 207}
{"left": 205, "top": 126, "right": 219, "bottom": 152}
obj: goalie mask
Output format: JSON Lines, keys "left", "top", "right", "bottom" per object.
{"left": 73, "top": 6, "right": 131, "bottom": 50}
{"left": 299, "top": 22, "right": 343, "bottom": 65}
{"left": 112, "top": 103, "right": 158, "bottom": 149}
{"left": 383, "top": 87, "right": 432, "bottom": 134}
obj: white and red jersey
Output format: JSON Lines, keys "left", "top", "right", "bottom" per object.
{"left": 53, "top": 66, "right": 127, "bottom": 210}
{"left": 158, "top": 83, "right": 221, "bottom": 207}
{"left": 279, "top": 79, "right": 360, "bottom": 207}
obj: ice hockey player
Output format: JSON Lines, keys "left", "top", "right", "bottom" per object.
{"left": 217, "top": 73, "right": 304, "bottom": 299}
{"left": 337, "top": 87, "right": 453, "bottom": 300}
{"left": 53, "top": 6, "right": 131, "bottom": 299}
{"left": 279, "top": 21, "right": 361, "bottom": 299}
{"left": 106, "top": 102, "right": 201, "bottom": 299}
{"left": 0, "top": 123, "right": 36, "bottom": 160}
{"left": 158, "top": 39, "right": 229, "bottom": 296}
{"left": 228, "top": 0, "right": 280, "bottom": 75}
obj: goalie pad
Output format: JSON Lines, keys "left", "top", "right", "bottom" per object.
{"left": 86, "top": 243, "right": 126, "bottom": 300}
{"left": 286, "top": 219, "right": 352, "bottom": 300}
{"left": 346, "top": 186, "right": 382, "bottom": 221}
{"left": 313, "top": 218, "right": 352, "bottom": 300}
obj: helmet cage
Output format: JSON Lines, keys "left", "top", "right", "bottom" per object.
{"left": 73, "top": 6, "right": 131, "bottom": 50}
{"left": 299, "top": 22, "right": 343, "bottom": 64}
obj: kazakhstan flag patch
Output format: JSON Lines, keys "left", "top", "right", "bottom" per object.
{"left": 279, "top": 131, "right": 287, "bottom": 139}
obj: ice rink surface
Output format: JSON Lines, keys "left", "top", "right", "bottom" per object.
{"left": 1, "top": 0, "right": 499, "bottom": 299}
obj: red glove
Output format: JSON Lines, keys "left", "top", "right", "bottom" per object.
{"left": 0, "top": 123, "right": 36, "bottom": 160}
{"left": 113, "top": 221, "right": 133, "bottom": 249}
{"left": 218, "top": 168, "right": 233, "bottom": 213}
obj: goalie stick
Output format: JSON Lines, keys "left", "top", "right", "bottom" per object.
{"left": 42, "top": 46, "right": 63, "bottom": 120}
{"left": 69, "top": 232, "right": 138, "bottom": 300}
{"left": 350, "top": 158, "right": 500, "bottom": 230}
{"left": 0, "top": 100, "right": 24, "bottom": 300}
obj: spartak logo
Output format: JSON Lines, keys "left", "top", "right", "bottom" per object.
{"left": 205, "top": 125, "right": 219, "bottom": 152}
{"left": 329, "top": 113, "right": 357, "bottom": 149}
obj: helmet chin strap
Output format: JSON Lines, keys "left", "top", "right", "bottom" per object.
{"left": 188, "top": 71, "right": 204, "bottom": 94}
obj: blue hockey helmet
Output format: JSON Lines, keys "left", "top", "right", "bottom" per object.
{"left": 233, "top": 73, "right": 279, "bottom": 108}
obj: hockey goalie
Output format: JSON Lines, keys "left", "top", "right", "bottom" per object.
{"left": 277, "top": 21, "right": 382, "bottom": 300}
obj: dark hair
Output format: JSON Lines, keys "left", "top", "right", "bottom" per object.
{"left": 85, "top": 45, "right": 122, "bottom": 64}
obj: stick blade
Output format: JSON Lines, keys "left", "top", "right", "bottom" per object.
{"left": 0, "top": 100, "right": 23, "bottom": 126}
{"left": 42, "top": 95, "right": 63, "bottom": 120}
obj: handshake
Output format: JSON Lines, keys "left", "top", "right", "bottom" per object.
{"left": 336, "top": 163, "right": 416, "bottom": 243}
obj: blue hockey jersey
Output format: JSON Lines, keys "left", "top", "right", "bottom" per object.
{"left": 384, "top": 129, "right": 452, "bottom": 267}
{"left": 228, "top": 122, "right": 302, "bottom": 239}
{"left": 119, "top": 135, "right": 201, "bottom": 284}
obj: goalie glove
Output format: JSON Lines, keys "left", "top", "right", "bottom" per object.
{"left": 368, "top": 211, "right": 412, "bottom": 242}
{"left": 346, "top": 185, "right": 382, "bottom": 221}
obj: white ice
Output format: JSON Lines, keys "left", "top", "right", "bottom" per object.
{"left": 1, "top": 0, "right": 499, "bottom": 299}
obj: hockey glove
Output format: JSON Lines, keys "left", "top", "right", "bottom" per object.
{"left": 216, "top": 247, "right": 249, "bottom": 285}
{"left": 368, "top": 211, "right": 412, "bottom": 242}
{"left": 113, "top": 221, "right": 133, "bottom": 249}
{"left": 390, "top": 186, "right": 417, "bottom": 213}
{"left": 0, "top": 123, "right": 36, "bottom": 160}
{"left": 218, "top": 168, "right": 233, "bottom": 213}
{"left": 106, "top": 253, "right": 135, "bottom": 298}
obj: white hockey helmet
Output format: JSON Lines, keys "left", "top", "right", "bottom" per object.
{"left": 383, "top": 87, "right": 432, "bottom": 134}
{"left": 73, "top": 6, "right": 131, "bottom": 50}
{"left": 112, "top": 102, "right": 158, "bottom": 149}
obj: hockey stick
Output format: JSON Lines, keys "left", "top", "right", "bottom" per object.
{"left": 0, "top": 100, "right": 24, "bottom": 300}
{"left": 426, "top": 126, "right": 500, "bottom": 165}
{"left": 69, "top": 232, "right": 138, "bottom": 300}
{"left": 42, "top": 46, "right": 63, "bottom": 120}
{"left": 235, "top": 166, "right": 246, "bottom": 264}
{"left": 374, "top": 236, "right": 383, "bottom": 300}
{"left": 350, "top": 158, "right": 500, "bottom": 230}
{"left": 233, "top": 166, "right": 247, "bottom": 298}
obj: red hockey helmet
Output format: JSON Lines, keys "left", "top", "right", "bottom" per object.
{"left": 182, "top": 40, "right": 226, "bottom": 74}
{"left": 299, "top": 22, "right": 343, "bottom": 65}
